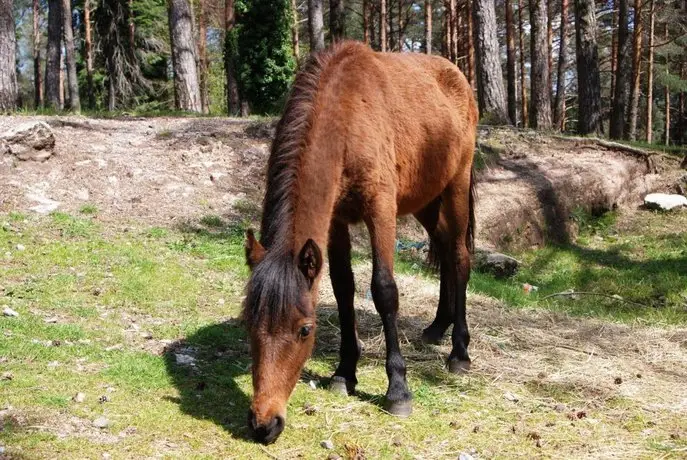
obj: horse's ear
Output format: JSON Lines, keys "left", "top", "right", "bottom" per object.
{"left": 245, "top": 229, "right": 266, "bottom": 270}
{"left": 298, "top": 239, "right": 322, "bottom": 288}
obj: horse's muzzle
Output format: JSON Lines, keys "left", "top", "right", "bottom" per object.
{"left": 247, "top": 408, "right": 285, "bottom": 444}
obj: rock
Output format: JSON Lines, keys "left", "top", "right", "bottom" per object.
{"left": 644, "top": 193, "right": 687, "bottom": 211}
{"left": 0, "top": 121, "right": 56, "bottom": 161}
{"left": 25, "top": 192, "right": 60, "bottom": 214}
{"left": 73, "top": 392, "right": 86, "bottom": 403}
{"left": 320, "top": 440, "right": 335, "bottom": 450}
{"left": 93, "top": 416, "right": 110, "bottom": 429}
{"left": 44, "top": 317, "right": 58, "bottom": 324}
{"left": 459, "top": 454, "right": 475, "bottom": 460}
{"left": 1, "top": 372, "right": 13, "bottom": 380}
{"left": 2, "top": 307, "right": 18, "bottom": 317}
{"left": 15, "top": 244, "right": 25, "bottom": 251}
{"left": 503, "top": 391, "right": 520, "bottom": 402}
{"left": 175, "top": 353, "right": 196, "bottom": 366}
{"left": 474, "top": 248, "right": 520, "bottom": 278}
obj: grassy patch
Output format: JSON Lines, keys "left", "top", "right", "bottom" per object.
{"left": 1, "top": 211, "right": 685, "bottom": 458}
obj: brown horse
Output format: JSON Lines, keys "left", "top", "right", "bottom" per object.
{"left": 243, "top": 41, "right": 478, "bottom": 444}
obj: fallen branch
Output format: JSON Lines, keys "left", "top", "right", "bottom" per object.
{"left": 551, "top": 135, "right": 659, "bottom": 172}
{"left": 540, "top": 290, "right": 649, "bottom": 309}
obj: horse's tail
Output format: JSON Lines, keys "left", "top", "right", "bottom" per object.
{"left": 466, "top": 165, "right": 476, "bottom": 254}
{"left": 427, "top": 165, "right": 476, "bottom": 270}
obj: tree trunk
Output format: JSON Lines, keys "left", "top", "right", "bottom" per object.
{"left": 451, "top": 0, "right": 458, "bottom": 62}
{"left": 198, "top": 0, "right": 210, "bottom": 113}
{"left": 664, "top": 24, "right": 669, "bottom": 146}
{"left": 308, "top": 0, "right": 325, "bottom": 51}
{"left": 397, "top": 0, "right": 403, "bottom": 50}
{"left": 45, "top": 0, "right": 63, "bottom": 110}
{"left": 424, "top": 0, "right": 432, "bottom": 53}
{"left": 0, "top": 0, "right": 17, "bottom": 111}
{"left": 291, "top": 0, "right": 300, "bottom": 61}
{"left": 547, "top": 0, "right": 553, "bottom": 85}
{"left": 62, "top": 0, "right": 80, "bottom": 111}
{"left": 645, "top": 0, "right": 654, "bottom": 143}
{"left": 330, "top": 0, "right": 345, "bottom": 42}
{"left": 473, "top": 0, "right": 509, "bottom": 123}
{"left": 363, "top": 0, "right": 370, "bottom": 44}
{"left": 33, "top": 0, "right": 43, "bottom": 108}
{"left": 553, "top": 0, "right": 568, "bottom": 129}
{"left": 529, "top": 0, "right": 552, "bottom": 129}
{"left": 574, "top": 0, "right": 601, "bottom": 134}
{"left": 518, "top": 0, "right": 528, "bottom": 127}
{"left": 168, "top": 0, "right": 202, "bottom": 112}
{"left": 610, "top": 0, "right": 617, "bottom": 100}
{"left": 466, "top": 0, "right": 475, "bottom": 87}
{"left": 505, "top": 0, "right": 517, "bottom": 124}
{"left": 59, "top": 48, "right": 65, "bottom": 108}
{"left": 626, "top": 0, "right": 642, "bottom": 139}
{"left": 128, "top": 0, "right": 135, "bottom": 54}
{"left": 380, "top": 0, "right": 387, "bottom": 51}
{"left": 84, "top": 0, "right": 94, "bottom": 109}
{"left": 609, "top": 0, "right": 630, "bottom": 139}
{"left": 225, "top": 0, "right": 240, "bottom": 115}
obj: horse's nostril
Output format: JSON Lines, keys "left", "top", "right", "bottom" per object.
{"left": 248, "top": 413, "right": 285, "bottom": 445}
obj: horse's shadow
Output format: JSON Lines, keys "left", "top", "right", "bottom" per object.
{"left": 163, "top": 318, "right": 253, "bottom": 440}
{"left": 163, "top": 305, "right": 450, "bottom": 439}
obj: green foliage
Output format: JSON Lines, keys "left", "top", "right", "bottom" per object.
{"left": 234, "top": 0, "right": 296, "bottom": 114}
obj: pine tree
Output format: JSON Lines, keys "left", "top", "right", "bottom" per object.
{"left": 308, "top": 0, "right": 325, "bottom": 51}
{"left": 610, "top": 0, "right": 630, "bottom": 139}
{"left": 529, "top": 0, "right": 552, "bottom": 129}
{"left": 505, "top": 0, "right": 517, "bottom": 124}
{"left": 62, "top": 0, "right": 80, "bottom": 111}
{"left": 574, "top": 0, "right": 601, "bottom": 134}
{"left": 330, "top": 0, "right": 345, "bottom": 42}
{"left": 553, "top": 0, "right": 568, "bottom": 130}
{"left": 0, "top": 0, "right": 17, "bottom": 111}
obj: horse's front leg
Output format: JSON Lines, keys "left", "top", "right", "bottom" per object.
{"left": 366, "top": 207, "right": 412, "bottom": 416}
{"left": 328, "top": 221, "right": 361, "bottom": 395}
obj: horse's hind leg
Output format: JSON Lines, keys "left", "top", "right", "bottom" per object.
{"left": 328, "top": 221, "right": 361, "bottom": 396}
{"left": 442, "top": 175, "right": 472, "bottom": 373}
{"left": 414, "top": 200, "right": 453, "bottom": 344}
{"left": 366, "top": 202, "right": 412, "bottom": 416}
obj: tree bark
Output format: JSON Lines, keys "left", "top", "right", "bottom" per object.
{"left": 663, "top": 24, "right": 669, "bottom": 146}
{"left": 308, "top": 0, "right": 325, "bottom": 51}
{"left": 424, "top": 0, "right": 432, "bottom": 53}
{"left": 505, "top": 0, "right": 517, "bottom": 124}
{"left": 646, "top": 0, "right": 654, "bottom": 143}
{"left": 291, "top": 0, "right": 300, "bottom": 61}
{"left": 62, "top": 0, "right": 80, "bottom": 111}
{"left": 451, "top": 0, "right": 458, "bottom": 62}
{"left": 626, "top": 0, "right": 642, "bottom": 139}
{"left": 518, "top": 0, "right": 528, "bottom": 126}
{"left": 397, "top": 0, "right": 403, "bottom": 50}
{"left": 473, "top": 0, "right": 509, "bottom": 124}
{"left": 33, "top": 0, "right": 43, "bottom": 108}
{"left": 168, "top": 0, "right": 202, "bottom": 112}
{"left": 529, "top": 0, "right": 552, "bottom": 129}
{"left": 198, "top": 0, "right": 209, "bottom": 113}
{"left": 610, "top": 0, "right": 617, "bottom": 100}
{"left": 574, "top": 0, "right": 601, "bottom": 134}
{"left": 553, "top": 0, "right": 568, "bottom": 129}
{"left": 363, "top": 0, "right": 370, "bottom": 44}
{"left": 225, "top": 0, "right": 240, "bottom": 115}
{"left": 547, "top": 0, "right": 553, "bottom": 85}
{"left": 609, "top": 0, "right": 630, "bottom": 139}
{"left": 330, "top": 0, "right": 345, "bottom": 42}
{"left": 84, "top": 0, "right": 95, "bottom": 109}
{"left": 0, "top": 0, "right": 17, "bottom": 111}
{"left": 466, "top": 0, "right": 475, "bottom": 87}
{"left": 380, "top": 0, "right": 387, "bottom": 51}
{"left": 45, "top": 0, "right": 62, "bottom": 110}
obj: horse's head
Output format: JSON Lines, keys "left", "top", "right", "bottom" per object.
{"left": 242, "top": 230, "right": 323, "bottom": 444}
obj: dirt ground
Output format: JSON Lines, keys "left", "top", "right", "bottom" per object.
{"left": 1, "top": 115, "right": 677, "bottom": 250}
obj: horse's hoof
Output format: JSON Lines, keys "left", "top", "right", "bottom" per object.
{"left": 448, "top": 359, "right": 471, "bottom": 374}
{"left": 384, "top": 399, "right": 412, "bottom": 417}
{"left": 329, "top": 376, "right": 355, "bottom": 396}
{"left": 421, "top": 328, "right": 444, "bottom": 345}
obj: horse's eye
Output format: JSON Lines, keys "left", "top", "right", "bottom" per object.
{"left": 298, "top": 325, "right": 312, "bottom": 339}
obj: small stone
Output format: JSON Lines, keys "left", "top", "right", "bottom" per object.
{"left": 15, "top": 244, "right": 25, "bottom": 251}
{"left": 140, "top": 332, "right": 153, "bottom": 340}
{"left": 3, "top": 307, "right": 19, "bottom": 317}
{"left": 644, "top": 193, "right": 687, "bottom": 211}
{"left": 320, "top": 440, "right": 334, "bottom": 450}
{"left": 392, "top": 436, "right": 403, "bottom": 447}
{"left": 303, "top": 403, "right": 317, "bottom": 415}
{"left": 218, "top": 298, "right": 225, "bottom": 306}
{"left": 553, "top": 403, "right": 566, "bottom": 412}
{"left": 99, "top": 395, "right": 110, "bottom": 404}
{"left": 474, "top": 248, "right": 520, "bottom": 278}
{"left": 93, "top": 416, "right": 110, "bottom": 429}
{"left": 503, "top": 391, "right": 520, "bottom": 402}
{"left": 309, "top": 380, "right": 317, "bottom": 390}
{"left": 92, "top": 287, "right": 102, "bottom": 296}
{"left": 175, "top": 353, "right": 196, "bottom": 366}
{"left": 73, "top": 392, "right": 86, "bottom": 403}
{"left": 102, "top": 453, "right": 112, "bottom": 460}
{"left": 1, "top": 372, "right": 13, "bottom": 380}
{"left": 44, "top": 317, "right": 58, "bottom": 324}
{"left": 327, "top": 454, "right": 342, "bottom": 460}
{"left": 459, "top": 454, "right": 475, "bottom": 460}
{"left": 614, "top": 377, "right": 623, "bottom": 385}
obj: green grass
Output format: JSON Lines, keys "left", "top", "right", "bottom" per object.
{"left": 1, "top": 210, "right": 685, "bottom": 458}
